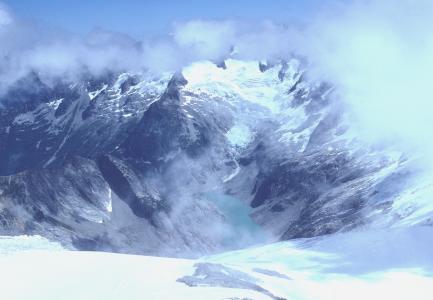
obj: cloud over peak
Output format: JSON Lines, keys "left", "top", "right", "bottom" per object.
{"left": 1, "top": 0, "right": 433, "bottom": 162}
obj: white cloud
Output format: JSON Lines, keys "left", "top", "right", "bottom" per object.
{"left": 297, "top": 0, "right": 433, "bottom": 164}
{"left": 0, "top": 3, "right": 12, "bottom": 27}
{"left": 173, "top": 20, "right": 236, "bottom": 60}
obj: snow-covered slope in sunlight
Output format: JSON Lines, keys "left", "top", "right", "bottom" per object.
{"left": 1, "top": 227, "right": 433, "bottom": 300}
{"left": 0, "top": 237, "right": 270, "bottom": 300}
{"left": 207, "top": 225, "right": 433, "bottom": 300}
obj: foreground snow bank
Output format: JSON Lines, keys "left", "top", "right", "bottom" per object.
{"left": 1, "top": 226, "right": 433, "bottom": 299}
{"left": 0, "top": 242, "right": 268, "bottom": 300}
{"left": 207, "top": 225, "right": 433, "bottom": 300}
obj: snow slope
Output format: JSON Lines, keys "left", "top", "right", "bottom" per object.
{"left": 0, "top": 237, "right": 268, "bottom": 300}
{"left": 1, "top": 226, "right": 432, "bottom": 300}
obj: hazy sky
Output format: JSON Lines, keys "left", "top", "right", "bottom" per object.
{"left": 2, "top": 0, "right": 322, "bottom": 37}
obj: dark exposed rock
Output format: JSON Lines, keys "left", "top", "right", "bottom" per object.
{"left": 97, "top": 155, "right": 166, "bottom": 221}
{"left": 120, "top": 72, "right": 210, "bottom": 166}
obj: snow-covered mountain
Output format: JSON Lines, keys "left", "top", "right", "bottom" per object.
{"left": 0, "top": 57, "right": 432, "bottom": 260}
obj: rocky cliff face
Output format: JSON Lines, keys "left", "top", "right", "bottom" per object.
{"left": 0, "top": 58, "right": 428, "bottom": 257}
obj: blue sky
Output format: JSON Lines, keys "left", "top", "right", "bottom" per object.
{"left": 3, "top": 0, "right": 320, "bottom": 38}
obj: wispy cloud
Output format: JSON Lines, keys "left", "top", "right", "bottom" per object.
{"left": 298, "top": 0, "right": 433, "bottom": 163}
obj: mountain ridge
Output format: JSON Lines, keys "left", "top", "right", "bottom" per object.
{"left": 0, "top": 58, "right": 429, "bottom": 257}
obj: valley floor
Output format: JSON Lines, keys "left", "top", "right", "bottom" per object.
{"left": 1, "top": 226, "right": 433, "bottom": 300}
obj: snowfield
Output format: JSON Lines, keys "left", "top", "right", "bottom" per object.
{"left": 1, "top": 226, "right": 433, "bottom": 300}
